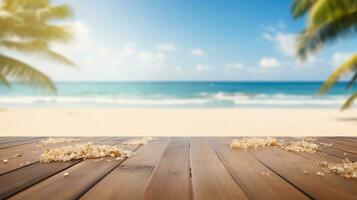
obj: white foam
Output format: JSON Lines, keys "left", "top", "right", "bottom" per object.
{"left": 0, "top": 93, "right": 349, "bottom": 107}
{"left": 0, "top": 96, "right": 209, "bottom": 105}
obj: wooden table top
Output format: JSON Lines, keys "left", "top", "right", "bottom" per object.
{"left": 0, "top": 137, "right": 356, "bottom": 200}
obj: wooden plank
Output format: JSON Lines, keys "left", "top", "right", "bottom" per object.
{"left": 251, "top": 146, "right": 357, "bottom": 200}
{"left": 322, "top": 138, "right": 357, "bottom": 148}
{"left": 144, "top": 138, "right": 192, "bottom": 200}
{"left": 10, "top": 137, "right": 132, "bottom": 200}
{"left": 0, "top": 137, "right": 112, "bottom": 199}
{"left": 0, "top": 137, "right": 44, "bottom": 150}
{"left": 210, "top": 138, "right": 309, "bottom": 200}
{"left": 0, "top": 137, "right": 94, "bottom": 175}
{"left": 317, "top": 138, "right": 357, "bottom": 154}
{"left": 0, "top": 137, "right": 35, "bottom": 145}
{"left": 80, "top": 138, "right": 170, "bottom": 200}
{"left": 190, "top": 138, "right": 248, "bottom": 200}
{"left": 319, "top": 145, "right": 357, "bottom": 162}
{"left": 281, "top": 137, "right": 357, "bottom": 162}
{"left": 327, "top": 137, "right": 357, "bottom": 144}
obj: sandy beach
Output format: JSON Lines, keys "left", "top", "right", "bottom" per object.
{"left": 0, "top": 108, "right": 356, "bottom": 136}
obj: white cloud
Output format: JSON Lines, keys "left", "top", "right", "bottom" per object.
{"left": 195, "top": 64, "right": 211, "bottom": 72}
{"left": 331, "top": 52, "right": 353, "bottom": 66}
{"left": 53, "top": 21, "right": 172, "bottom": 71}
{"left": 190, "top": 48, "right": 206, "bottom": 56}
{"left": 262, "top": 28, "right": 320, "bottom": 71}
{"left": 262, "top": 32, "right": 297, "bottom": 57}
{"left": 137, "top": 51, "right": 166, "bottom": 63}
{"left": 157, "top": 43, "right": 176, "bottom": 52}
{"left": 173, "top": 65, "right": 183, "bottom": 75}
{"left": 259, "top": 57, "right": 280, "bottom": 68}
{"left": 224, "top": 62, "right": 244, "bottom": 73}
{"left": 122, "top": 42, "right": 137, "bottom": 56}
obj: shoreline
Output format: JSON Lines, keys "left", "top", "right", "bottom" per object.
{"left": 0, "top": 107, "right": 356, "bottom": 136}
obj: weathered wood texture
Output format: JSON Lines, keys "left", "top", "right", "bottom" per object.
{"left": 0, "top": 137, "right": 356, "bottom": 200}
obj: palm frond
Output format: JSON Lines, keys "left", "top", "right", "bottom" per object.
{"left": 296, "top": 11, "right": 357, "bottom": 59}
{"left": 319, "top": 53, "right": 357, "bottom": 94}
{"left": 0, "top": 54, "right": 56, "bottom": 92}
{"left": 0, "top": 40, "right": 77, "bottom": 66}
{"left": 3, "top": 0, "right": 49, "bottom": 11}
{"left": 36, "top": 4, "right": 73, "bottom": 20}
{"left": 341, "top": 92, "right": 357, "bottom": 110}
{"left": 11, "top": 24, "right": 72, "bottom": 42}
{"left": 15, "top": 4, "right": 73, "bottom": 24}
{"left": 308, "top": 0, "right": 357, "bottom": 29}
{"left": 0, "top": 74, "right": 11, "bottom": 87}
{"left": 346, "top": 71, "right": 357, "bottom": 89}
{"left": 0, "top": 11, "right": 23, "bottom": 36}
{"left": 291, "top": 0, "right": 317, "bottom": 19}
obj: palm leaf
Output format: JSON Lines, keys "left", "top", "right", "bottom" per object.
{"left": 297, "top": 10, "right": 357, "bottom": 59}
{"left": 346, "top": 71, "right": 357, "bottom": 89}
{"left": 319, "top": 53, "right": 357, "bottom": 94}
{"left": 0, "top": 54, "right": 56, "bottom": 92}
{"left": 341, "top": 92, "right": 357, "bottom": 110}
{"left": 308, "top": 0, "right": 357, "bottom": 29}
{"left": 11, "top": 24, "right": 72, "bottom": 42}
{"left": 0, "top": 40, "right": 77, "bottom": 66}
{"left": 0, "top": 74, "right": 11, "bottom": 87}
{"left": 15, "top": 4, "right": 73, "bottom": 24}
{"left": 0, "top": 11, "right": 23, "bottom": 36}
{"left": 291, "top": 0, "right": 317, "bottom": 19}
{"left": 3, "top": 0, "right": 49, "bottom": 11}
{"left": 36, "top": 4, "right": 73, "bottom": 20}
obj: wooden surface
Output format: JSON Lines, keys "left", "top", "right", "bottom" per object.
{"left": 0, "top": 137, "right": 356, "bottom": 200}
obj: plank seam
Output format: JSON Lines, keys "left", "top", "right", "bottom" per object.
{"left": 188, "top": 137, "right": 194, "bottom": 200}
{"left": 76, "top": 137, "right": 166, "bottom": 199}
{"left": 208, "top": 139, "right": 253, "bottom": 199}
{"left": 2, "top": 137, "right": 115, "bottom": 199}
{"left": 249, "top": 148, "right": 315, "bottom": 200}
{"left": 0, "top": 137, "right": 111, "bottom": 177}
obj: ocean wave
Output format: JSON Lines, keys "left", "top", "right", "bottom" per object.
{"left": 0, "top": 96, "right": 209, "bottom": 105}
{"left": 0, "top": 93, "right": 348, "bottom": 107}
{"left": 208, "top": 92, "right": 346, "bottom": 106}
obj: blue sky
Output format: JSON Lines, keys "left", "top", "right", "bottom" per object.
{"left": 34, "top": 0, "right": 357, "bottom": 81}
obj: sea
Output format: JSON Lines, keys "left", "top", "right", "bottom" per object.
{"left": 0, "top": 82, "right": 355, "bottom": 108}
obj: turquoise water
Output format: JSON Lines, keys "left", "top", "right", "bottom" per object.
{"left": 0, "top": 82, "right": 355, "bottom": 108}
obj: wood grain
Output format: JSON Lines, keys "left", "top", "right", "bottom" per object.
{"left": 0, "top": 137, "right": 44, "bottom": 150}
{"left": 190, "top": 138, "right": 248, "bottom": 200}
{"left": 80, "top": 138, "right": 171, "bottom": 200}
{"left": 317, "top": 138, "right": 357, "bottom": 154}
{"left": 10, "top": 137, "right": 131, "bottom": 200}
{"left": 0, "top": 137, "right": 110, "bottom": 199}
{"left": 0, "top": 137, "right": 356, "bottom": 200}
{"left": 0, "top": 137, "right": 94, "bottom": 175}
{"left": 210, "top": 138, "right": 309, "bottom": 200}
{"left": 251, "top": 146, "right": 357, "bottom": 200}
{"left": 144, "top": 138, "right": 192, "bottom": 200}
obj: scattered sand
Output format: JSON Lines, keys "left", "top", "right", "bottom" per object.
{"left": 122, "top": 137, "right": 156, "bottom": 146}
{"left": 231, "top": 138, "right": 319, "bottom": 153}
{"left": 281, "top": 140, "right": 319, "bottom": 153}
{"left": 319, "top": 142, "right": 333, "bottom": 147}
{"left": 316, "top": 171, "right": 325, "bottom": 176}
{"left": 40, "top": 143, "right": 128, "bottom": 162}
{"left": 319, "top": 159, "right": 357, "bottom": 178}
{"left": 40, "top": 137, "right": 77, "bottom": 145}
{"left": 230, "top": 137, "right": 278, "bottom": 151}
{"left": 230, "top": 137, "right": 356, "bottom": 179}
